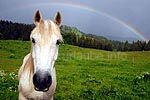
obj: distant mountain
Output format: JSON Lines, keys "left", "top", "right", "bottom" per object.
{"left": 60, "top": 25, "right": 108, "bottom": 41}
{"left": 84, "top": 34, "right": 107, "bottom": 41}
{"left": 60, "top": 25, "right": 83, "bottom": 37}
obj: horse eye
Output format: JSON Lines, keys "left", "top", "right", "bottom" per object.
{"left": 31, "top": 38, "right": 36, "bottom": 43}
{"left": 56, "top": 40, "right": 60, "bottom": 45}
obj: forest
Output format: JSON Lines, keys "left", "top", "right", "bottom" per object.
{"left": 0, "top": 20, "right": 150, "bottom": 51}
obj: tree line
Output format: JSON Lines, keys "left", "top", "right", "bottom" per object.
{"left": 0, "top": 20, "right": 34, "bottom": 40}
{"left": 0, "top": 20, "right": 150, "bottom": 51}
{"left": 60, "top": 25, "right": 150, "bottom": 51}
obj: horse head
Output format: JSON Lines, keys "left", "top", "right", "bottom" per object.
{"left": 30, "top": 10, "right": 63, "bottom": 92}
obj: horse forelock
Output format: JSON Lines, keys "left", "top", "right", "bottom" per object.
{"left": 45, "top": 19, "right": 63, "bottom": 42}
{"left": 31, "top": 19, "right": 62, "bottom": 42}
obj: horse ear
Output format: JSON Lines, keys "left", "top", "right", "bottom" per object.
{"left": 54, "top": 12, "right": 62, "bottom": 27}
{"left": 34, "top": 10, "right": 42, "bottom": 25}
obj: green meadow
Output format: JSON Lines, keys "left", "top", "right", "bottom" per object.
{"left": 0, "top": 40, "right": 150, "bottom": 100}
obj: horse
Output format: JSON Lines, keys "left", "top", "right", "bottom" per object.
{"left": 18, "top": 10, "right": 63, "bottom": 100}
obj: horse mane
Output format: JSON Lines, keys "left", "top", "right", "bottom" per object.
{"left": 23, "top": 54, "right": 34, "bottom": 79}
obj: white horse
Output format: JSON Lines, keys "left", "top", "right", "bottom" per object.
{"left": 18, "top": 10, "right": 63, "bottom": 100}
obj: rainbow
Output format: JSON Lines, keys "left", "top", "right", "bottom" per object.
{"left": 48, "top": 2, "right": 148, "bottom": 42}
{"left": 9, "top": 1, "right": 149, "bottom": 41}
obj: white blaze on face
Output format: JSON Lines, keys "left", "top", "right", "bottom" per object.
{"left": 31, "top": 20, "right": 59, "bottom": 74}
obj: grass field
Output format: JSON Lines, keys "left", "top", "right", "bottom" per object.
{"left": 0, "top": 40, "right": 150, "bottom": 100}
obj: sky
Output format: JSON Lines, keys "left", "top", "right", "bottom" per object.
{"left": 0, "top": 0, "right": 150, "bottom": 42}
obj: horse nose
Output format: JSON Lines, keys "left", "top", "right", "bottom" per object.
{"left": 33, "top": 71, "right": 52, "bottom": 92}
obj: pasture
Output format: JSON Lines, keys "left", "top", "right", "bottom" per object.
{"left": 0, "top": 40, "right": 150, "bottom": 100}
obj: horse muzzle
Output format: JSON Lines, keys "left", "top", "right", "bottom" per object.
{"left": 33, "top": 71, "right": 52, "bottom": 92}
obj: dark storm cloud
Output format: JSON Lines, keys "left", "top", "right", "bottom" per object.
{"left": 0, "top": 0, "right": 150, "bottom": 41}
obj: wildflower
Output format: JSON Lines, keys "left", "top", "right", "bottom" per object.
{"left": 137, "top": 76, "right": 141, "bottom": 80}
{"left": 143, "top": 72, "right": 149, "bottom": 75}
{"left": 0, "top": 70, "right": 6, "bottom": 77}
{"left": 9, "top": 72, "right": 17, "bottom": 80}
{"left": 8, "top": 87, "right": 12, "bottom": 91}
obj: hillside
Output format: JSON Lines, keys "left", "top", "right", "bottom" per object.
{"left": 61, "top": 25, "right": 83, "bottom": 37}
{"left": 0, "top": 40, "right": 150, "bottom": 99}
{"left": 61, "top": 25, "right": 107, "bottom": 40}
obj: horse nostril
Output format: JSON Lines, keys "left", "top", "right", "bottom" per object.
{"left": 33, "top": 71, "right": 52, "bottom": 92}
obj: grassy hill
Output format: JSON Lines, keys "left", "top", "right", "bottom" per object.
{"left": 0, "top": 40, "right": 150, "bottom": 100}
